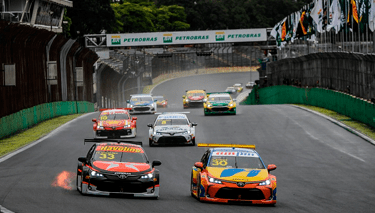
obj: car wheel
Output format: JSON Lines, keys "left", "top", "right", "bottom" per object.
{"left": 133, "top": 128, "right": 137, "bottom": 138}
{"left": 190, "top": 172, "right": 195, "bottom": 197}
{"left": 149, "top": 139, "right": 154, "bottom": 147}
{"left": 197, "top": 176, "right": 202, "bottom": 201}
{"left": 191, "top": 138, "right": 196, "bottom": 146}
{"left": 76, "top": 173, "right": 81, "bottom": 193}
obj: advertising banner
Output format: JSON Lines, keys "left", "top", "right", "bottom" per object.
{"left": 106, "top": 29, "right": 267, "bottom": 47}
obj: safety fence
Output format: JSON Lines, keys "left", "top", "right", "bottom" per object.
{"left": 241, "top": 85, "right": 375, "bottom": 128}
{"left": 0, "top": 20, "right": 98, "bottom": 118}
{"left": 0, "top": 101, "right": 94, "bottom": 139}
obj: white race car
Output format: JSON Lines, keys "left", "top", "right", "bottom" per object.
{"left": 147, "top": 113, "right": 197, "bottom": 147}
{"left": 127, "top": 94, "right": 157, "bottom": 114}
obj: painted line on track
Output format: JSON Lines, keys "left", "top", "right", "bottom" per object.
{"left": 0, "top": 112, "right": 97, "bottom": 164}
{"left": 0, "top": 205, "right": 14, "bottom": 213}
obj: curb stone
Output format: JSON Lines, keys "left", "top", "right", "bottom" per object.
{"left": 291, "top": 105, "right": 375, "bottom": 146}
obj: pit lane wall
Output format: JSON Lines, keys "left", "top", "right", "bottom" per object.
{"left": 0, "top": 101, "right": 94, "bottom": 139}
{"left": 241, "top": 86, "right": 375, "bottom": 128}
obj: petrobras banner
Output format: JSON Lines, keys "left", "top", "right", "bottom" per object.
{"left": 106, "top": 29, "right": 267, "bottom": 47}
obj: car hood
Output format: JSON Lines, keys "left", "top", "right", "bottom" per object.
{"left": 208, "top": 101, "right": 231, "bottom": 106}
{"left": 188, "top": 95, "right": 204, "bottom": 100}
{"left": 93, "top": 161, "right": 151, "bottom": 173}
{"left": 154, "top": 125, "right": 189, "bottom": 133}
{"left": 99, "top": 120, "right": 129, "bottom": 127}
{"left": 207, "top": 167, "right": 269, "bottom": 182}
{"left": 130, "top": 101, "right": 153, "bottom": 106}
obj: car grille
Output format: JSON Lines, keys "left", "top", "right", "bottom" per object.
{"left": 133, "top": 107, "right": 150, "bottom": 111}
{"left": 97, "top": 129, "right": 132, "bottom": 136}
{"left": 157, "top": 136, "right": 188, "bottom": 144}
{"left": 93, "top": 180, "right": 153, "bottom": 193}
{"left": 215, "top": 188, "right": 265, "bottom": 200}
{"left": 211, "top": 107, "right": 229, "bottom": 111}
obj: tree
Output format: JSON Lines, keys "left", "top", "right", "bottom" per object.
{"left": 67, "top": 0, "right": 116, "bottom": 38}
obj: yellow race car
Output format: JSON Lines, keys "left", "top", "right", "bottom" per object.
{"left": 183, "top": 90, "right": 206, "bottom": 108}
{"left": 233, "top": 83, "right": 243, "bottom": 92}
{"left": 191, "top": 143, "right": 277, "bottom": 205}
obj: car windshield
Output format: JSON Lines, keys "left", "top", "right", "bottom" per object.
{"left": 234, "top": 84, "right": 241, "bottom": 87}
{"left": 187, "top": 92, "right": 204, "bottom": 96}
{"left": 155, "top": 119, "right": 188, "bottom": 126}
{"left": 100, "top": 113, "right": 129, "bottom": 120}
{"left": 209, "top": 156, "right": 265, "bottom": 169}
{"left": 209, "top": 96, "right": 231, "bottom": 101}
{"left": 131, "top": 97, "right": 152, "bottom": 102}
{"left": 93, "top": 151, "right": 147, "bottom": 163}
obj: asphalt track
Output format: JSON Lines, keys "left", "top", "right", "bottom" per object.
{"left": 1, "top": 72, "right": 375, "bottom": 213}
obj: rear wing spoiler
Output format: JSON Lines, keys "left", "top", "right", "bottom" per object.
{"left": 84, "top": 138, "right": 143, "bottom": 147}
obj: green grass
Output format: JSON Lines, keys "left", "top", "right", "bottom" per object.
{"left": 0, "top": 114, "right": 83, "bottom": 158}
{"left": 295, "top": 104, "right": 375, "bottom": 140}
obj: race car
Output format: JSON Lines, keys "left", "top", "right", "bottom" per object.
{"left": 225, "top": 87, "right": 237, "bottom": 94}
{"left": 127, "top": 94, "right": 157, "bottom": 114}
{"left": 147, "top": 112, "right": 197, "bottom": 147}
{"left": 203, "top": 92, "right": 236, "bottom": 115}
{"left": 92, "top": 108, "right": 137, "bottom": 139}
{"left": 153, "top": 95, "right": 168, "bottom": 108}
{"left": 233, "top": 83, "right": 243, "bottom": 92}
{"left": 183, "top": 90, "right": 206, "bottom": 108}
{"left": 77, "top": 139, "right": 161, "bottom": 198}
{"left": 246, "top": 81, "right": 255, "bottom": 89}
{"left": 190, "top": 143, "right": 277, "bottom": 205}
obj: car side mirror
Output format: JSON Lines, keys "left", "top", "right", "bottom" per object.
{"left": 152, "top": 160, "right": 162, "bottom": 167}
{"left": 132, "top": 117, "right": 137, "bottom": 120}
{"left": 147, "top": 123, "right": 153, "bottom": 128}
{"left": 78, "top": 157, "right": 87, "bottom": 163}
{"left": 92, "top": 118, "right": 97, "bottom": 122}
{"left": 154, "top": 99, "right": 157, "bottom": 102}
{"left": 192, "top": 123, "right": 197, "bottom": 126}
{"left": 267, "top": 164, "right": 277, "bottom": 172}
{"left": 194, "top": 162, "right": 203, "bottom": 169}
{"left": 182, "top": 95, "right": 186, "bottom": 99}
{"left": 126, "top": 100, "right": 130, "bottom": 103}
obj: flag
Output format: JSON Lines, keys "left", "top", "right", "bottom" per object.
{"left": 327, "top": 0, "right": 343, "bottom": 33}
{"left": 311, "top": 0, "right": 324, "bottom": 33}
{"left": 370, "top": 0, "right": 375, "bottom": 31}
{"left": 358, "top": 0, "right": 369, "bottom": 33}
{"left": 296, "top": 10, "right": 309, "bottom": 37}
{"left": 271, "top": 17, "right": 287, "bottom": 48}
{"left": 347, "top": 0, "right": 359, "bottom": 32}
{"left": 291, "top": 11, "right": 301, "bottom": 42}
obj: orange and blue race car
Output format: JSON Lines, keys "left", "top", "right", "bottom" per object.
{"left": 190, "top": 143, "right": 277, "bottom": 205}
{"left": 153, "top": 95, "right": 168, "bottom": 108}
{"left": 183, "top": 89, "right": 206, "bottom": 108}
{"left": 92, "top": 108, "right": 137, "bottom": 139}
{"left": 77, "top": 139, "right": 161, "bottom": 198}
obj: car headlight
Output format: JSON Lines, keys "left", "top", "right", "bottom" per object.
{"left": 129, "top": 104, "right": 133, "bottom": 108}
{"left": 259, "top": 179, "right": 271, "bottom": 186}
{"left": 229, "top": 103, "right": 233, "bottom": 107}
{"left": 183, "top": 131, "right": 190, "bottom": 135}
{"left": 124, "top": 124, "right": 131, "bottom": 128}
{"left": 208, "top": 176, "right": 222, "bottom": 184}
{"left": 186, "top": 99, "right": 189, "bottom": 103}
{"left": 154, "top": 132, "right": 162, "bottom": 135}
{"left": 97, "top": 125, "right": 104, "bottom": 130}
{"left": 207, "top": 104, "right": 212, "bottom": 108}
{"left": 203, "top": 98, "right": 207, "bottom": 102}
{"left": 90, "top": 170, "right": 103, "bottom": 177}
{"left": 140, "top": 173, "right": 153, "bottom": 179}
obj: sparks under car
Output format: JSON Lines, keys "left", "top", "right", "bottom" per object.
{"left": 92, "top": 108, "right": 137, "bottom": 139}
{"left": 191, "top": 143, "right": 277, "bottom": 205}
{"left": 77, "top": 139, "right": 161, "bottom": 198}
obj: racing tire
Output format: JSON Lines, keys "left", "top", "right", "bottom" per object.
{"left": 76, "top": 174, "right": 81, "bottom": 193}
{"left": 196, "top": 176, "right": 202, "bottom": 201}
{"left": 191, "top": 138, "right": 196, "bottom": 146}
{"left": 190, "top": 172, "right": 195, "bottom": 197}
{"left": 149, "top": 139, "right": 154, "bottom": 147}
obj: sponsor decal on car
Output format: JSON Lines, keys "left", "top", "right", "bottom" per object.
{"left": 97, "top": 146, "right": 143, "bottom": 153}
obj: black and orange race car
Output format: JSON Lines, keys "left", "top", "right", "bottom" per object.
{"left": 92, "top": 108, "right": 137, "bottom": 139}
{"left": 191, "top": 143, "right": 277, "bottom": 205}
{"left": 77, "top": 139, "right": 161, "bottom": 198}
